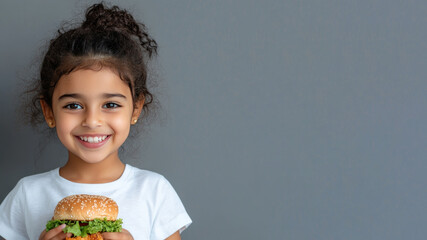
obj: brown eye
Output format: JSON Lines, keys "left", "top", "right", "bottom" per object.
{"left": 103, "top": 102, "right": 121, "bottom": 109}
{"left": 64, "top": 103, "right": 83, "bottom": 109}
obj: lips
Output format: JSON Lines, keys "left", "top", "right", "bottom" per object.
{"left": 75, "top": 135, "right": 111, "bottom": 148}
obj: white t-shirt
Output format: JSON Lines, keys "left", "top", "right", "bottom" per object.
{"left": 0, "top": 164, "right": 192, "bottom": 240}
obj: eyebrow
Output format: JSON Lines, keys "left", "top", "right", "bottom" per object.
{"left": 58, "top": 93, "right": 82, "bottom": 100}
{"left": 102, "top": 93, "right": 127, "bottom": 99}
{"left": 58, "top": 93, "right": 127, "bottom": 100}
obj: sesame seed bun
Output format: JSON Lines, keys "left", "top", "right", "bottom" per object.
{"left": 53, "top": 194, "right": 118, "bottom": 221}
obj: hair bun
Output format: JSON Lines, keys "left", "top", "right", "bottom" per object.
{"left": 82, "top": 3, "right": 157, "bottom": 57}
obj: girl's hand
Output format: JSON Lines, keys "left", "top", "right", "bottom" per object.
{"left": 39, "top": 224, "right": 72, "bottom": 240}
{"left": 101, "top": 228, "right": 133, "bottom": 240}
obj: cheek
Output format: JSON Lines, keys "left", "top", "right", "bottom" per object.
{"left": 110, "top": 115, "right": 131, "bottom": 136}
{"left": 55, "top": 115, "right": 78, "bottom": 139}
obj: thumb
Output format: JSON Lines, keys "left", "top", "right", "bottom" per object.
{"left": 43, "top": 224, "right": 67, "bottom": 239}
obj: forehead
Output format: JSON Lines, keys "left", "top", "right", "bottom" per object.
{"left": 53, "top": 68, "right": 132, "bottom": 97}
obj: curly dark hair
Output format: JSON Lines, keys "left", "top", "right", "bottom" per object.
{"left": 28, "top": 2, "right": 158, "bottom": 126}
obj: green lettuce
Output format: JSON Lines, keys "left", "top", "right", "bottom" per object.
{"left": 46, "top": 218, "right": 123, "bottom": 237}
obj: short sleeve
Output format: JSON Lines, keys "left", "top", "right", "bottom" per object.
{"left": 150, "top": 177, "right": 192, "bottom": 240}
{"left": 0, "top": 179, "right": 29, "bottom": 240}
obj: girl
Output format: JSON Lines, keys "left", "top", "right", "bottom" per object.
{"left": 0, "top": 3, "right": 191, "bottom": 240}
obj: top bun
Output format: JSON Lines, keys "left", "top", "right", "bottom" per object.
{"left": 53, "top": 194, "right": 118, "bottom": 221}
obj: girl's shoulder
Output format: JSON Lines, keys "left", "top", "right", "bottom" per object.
{"left": 2, "top": 169, "right": 59, "bottom": 205}
{"left": 14, "top": 168, "right": 58, "bottom": 190}
{"left": 125, "top": 164, "right": 176, "bottom": 189}
{"left": 126, "top": 164, "right": 167, "bottom": 182}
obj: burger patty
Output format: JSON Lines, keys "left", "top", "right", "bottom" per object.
{"left": 66, "top": 232, "right": 103, "bottom": 240}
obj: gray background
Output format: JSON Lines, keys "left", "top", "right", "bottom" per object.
{"left": 1, "top": 0, "right": 426, "bottom": 239}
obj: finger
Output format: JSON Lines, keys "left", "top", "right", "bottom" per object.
{"left": 39, "top": 230, "right": 47, "bottom": 240}
{"left": 42, "top": 224, "right": 71, "bottom": 240}
{"left": 43, "top": 224, "right": 66, "bottom": 239}
{"left": 49, "top": 232, "right": 72, "bottom": 240}
{"left": 101, "top": 232, "right": 120, "bottom": 240}
{"left": 101, "top": 229, "right": 133, "bottom": 240}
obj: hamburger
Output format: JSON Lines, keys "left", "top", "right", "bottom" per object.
{"left": 45, "top": 194, "right": 123, "bottom": 240}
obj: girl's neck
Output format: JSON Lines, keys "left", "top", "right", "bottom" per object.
{"left": 59, "top": 153, "right": 126, "bottom": 184}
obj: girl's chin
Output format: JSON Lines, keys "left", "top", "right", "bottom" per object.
{"left": 68, "top": 151, "right": 120, "bottom": 165}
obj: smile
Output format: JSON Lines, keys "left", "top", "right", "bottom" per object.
{"left": 78, "top": 135, "right": 109, "bottom": 143}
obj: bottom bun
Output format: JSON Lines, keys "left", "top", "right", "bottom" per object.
{"left": 66, "top": 232, "right": 103, "bottom": 240}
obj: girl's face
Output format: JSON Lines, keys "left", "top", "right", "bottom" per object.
{"left": 41, "top": 68, "right": 143, "bottom": 164}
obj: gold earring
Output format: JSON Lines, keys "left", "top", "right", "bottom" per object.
{"left": 132, "top": 119, "right": 138, "bottom": 124}
{"left": 48, "top": 121, "right": 55, "bottom": 128}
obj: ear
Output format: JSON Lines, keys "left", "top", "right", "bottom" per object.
{"left": 40, "top": 99, "right": 56, "bottom": 128}
{"left": 131, "top": 96, "right": 145, "bottom": 125}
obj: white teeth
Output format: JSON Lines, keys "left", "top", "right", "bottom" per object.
{"left": 79, "top": 136, "right": 107, "bottom": 143}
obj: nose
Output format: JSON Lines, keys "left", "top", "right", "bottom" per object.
{"left": 81, "top": 108, "right": 102, "bottom": 128}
